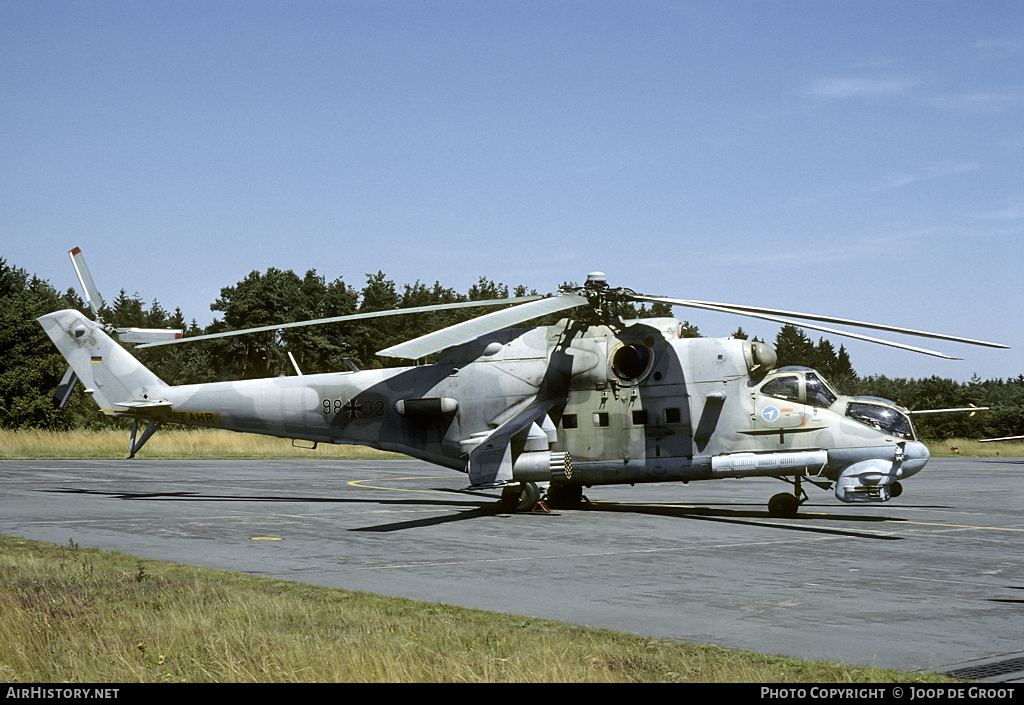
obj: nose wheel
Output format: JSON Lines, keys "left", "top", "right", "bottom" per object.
{"left": 767, "top": 474, "right": 829, "bottom": 518}
{"left": 768, "top": 492, "right": 801, "bottom": 518}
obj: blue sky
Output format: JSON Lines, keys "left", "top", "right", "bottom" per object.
{"left": 3, "top": 1, "right": 1021, "bottom": 381}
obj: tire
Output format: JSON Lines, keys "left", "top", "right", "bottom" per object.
{"left": 546, "top": 483, "right": 583, "bottom": 509}
{"left": 768, "top": 493, "right": 799, "bottom": 518}
{"left": 501, "top": 482, "right": 540, "bottom": 512}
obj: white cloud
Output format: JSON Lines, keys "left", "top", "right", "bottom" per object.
{"left": 867, "top": 161, "right": 982, "bottom": 193}
{"left": 806, "top": 76, "right": 919, "bottom": 99}
{"left": 973, "top": 199, "right": 1024, "bottom": 221}
{"left": 930, "top": 89, "right": 1024, "bottom": 111}
{"left": 970, "top": 38, "right": 1023, "bottom": 60}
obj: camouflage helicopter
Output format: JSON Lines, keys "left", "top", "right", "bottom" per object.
{"left": 39, "top": 251, "right": 1008, "bottom": 517}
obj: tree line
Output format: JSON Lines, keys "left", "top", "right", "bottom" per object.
{"left": 1, "top": 256, "right": 1020, "bottom": 439}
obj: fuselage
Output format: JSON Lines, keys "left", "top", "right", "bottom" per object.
{"left": 38, "top": 307, "right": 926, "bottom": 504}
{"left": 150, "top": 316, "right": 928, "bottom": 496}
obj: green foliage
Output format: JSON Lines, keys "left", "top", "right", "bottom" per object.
{"left": 3, "top": 254, "right": 1020, "bottom": 440}
{"left": 773, "top": 324, "right": 856, "bottom": 381}
{"left": 0, "top": 259, "right": 96, "bottom": 430}
{"left": 845, "top": 374, "right": 1024, "bottom": 440}
{"left": 772, "top": 324, "right": 1024, "bottom": 440}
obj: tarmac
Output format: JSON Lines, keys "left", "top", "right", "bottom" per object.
{"left": 1, "top": 455, "right": 1022, "bottom": 681}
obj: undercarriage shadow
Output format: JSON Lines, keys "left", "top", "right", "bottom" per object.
{"left": 44, "top": 486, "right": 908, "bottom": 538}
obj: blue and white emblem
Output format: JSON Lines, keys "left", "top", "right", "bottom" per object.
{"left": 761, "top": 406, "right": 780, "bottom": 422}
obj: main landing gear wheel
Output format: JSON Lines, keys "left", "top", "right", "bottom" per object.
{"left": 768, "top": 493, "right": 800, "bottom": 518}
{"left": 501, "top": 482, "right": 540, "bottom": 512}
{"left": 546, "top": 482, "right": 583, "bottom": 509}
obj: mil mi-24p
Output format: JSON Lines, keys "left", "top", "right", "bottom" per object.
{"left": 38, "top": 250, "right": 1008, "bottom": 517}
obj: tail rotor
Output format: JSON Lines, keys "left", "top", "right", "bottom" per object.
{"left": 53, "top": 247, "right": 182, "bottom": 408}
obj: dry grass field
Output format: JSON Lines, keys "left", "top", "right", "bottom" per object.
{"left": 0, "top": 428, "right": 402, "bottom": 460}
{"left": 0, "top": 428, "right": 1007, "bottom": 682}
{"left": 0, "top": 535, "right": 956, "bottom": 683}
{"left": 2, "top": 427, "right": 1019, "bottom": 460}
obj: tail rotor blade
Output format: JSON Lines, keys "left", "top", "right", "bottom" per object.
{"left": 52, "top": 367, "right": 78, "bottom": 408}
{"left": 68, "top": 247, "right": 104, "bottom": 319}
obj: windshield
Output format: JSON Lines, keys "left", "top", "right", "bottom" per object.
{"left": 846, "top": 402, "right": 914, "bottom": 440}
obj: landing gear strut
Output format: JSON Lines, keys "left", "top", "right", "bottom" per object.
{"left": 767, "top": 474, "right": 830, "bottom": 518}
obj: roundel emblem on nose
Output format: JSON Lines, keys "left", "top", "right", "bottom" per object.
{"left": 762, "top": 406, "right": 780, "bottom": 422}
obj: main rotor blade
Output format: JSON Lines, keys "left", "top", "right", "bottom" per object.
{"left": 378, "top": 293, "right": 589, "bottom": 360}
{"left": 135, "top": 295, "right": 543, "bottom": 349}
{"left": 640, "top": 295, "right": 1008, "bottom": 350}
{"left": 69, "top": 247, "right": 103, "bottom": 319}
{"left": 908, "top": 406, "right": 989, "bottom": 415}
{"left": 116, "top": 327, "right": 184, "bottom": 344}
{"left": 632, "top": 295, "right": 963, "bottom": 359}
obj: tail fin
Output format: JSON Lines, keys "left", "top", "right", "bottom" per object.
{"left": 38, "top": 309, "right": 170, "bottom": 413}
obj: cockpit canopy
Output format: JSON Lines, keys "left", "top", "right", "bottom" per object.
{"left": 756, "top": 366, "right": 916, "bottom": 440}
{"left": 758, "top": 367, "right": 838, "bottom": 409}
{"left": 845, "top": 401, "right": 915, "bottom": 440}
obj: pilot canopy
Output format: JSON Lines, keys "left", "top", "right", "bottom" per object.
{"left": 756, "top": 366, "right": 917, "bottom": 441}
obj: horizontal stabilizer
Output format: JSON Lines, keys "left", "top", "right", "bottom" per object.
{"left": 114, "top": 399, "right": 173, "bottom": 409}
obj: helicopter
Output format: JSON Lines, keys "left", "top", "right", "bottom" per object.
{"left": 38, "top": 251, "right": 1009, "bottom": 517}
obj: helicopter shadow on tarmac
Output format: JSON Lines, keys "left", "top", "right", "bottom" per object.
{"left": 345, "top": 490, "right": 919, "bottom": 537}
{"left": 43, "top": 485, "right": 922, "bottom": 539}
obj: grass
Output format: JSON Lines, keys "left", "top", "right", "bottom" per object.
{"left": 2, "top": 428, "right": 1020, "bottom": 460}
{"left": 0, "top": 430, "right": 988, "bottom": 682}
{"left": 923, "top": 438, "right": 1024, "bottom": 458}
{"left": 0, "top": 534, "right": 957, "bottom": 683}
{"left": 0, "top": 427, "right": 402, "bottom": 460}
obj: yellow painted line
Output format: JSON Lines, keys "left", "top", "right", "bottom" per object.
{"left": 251, "top": 537, "right": 283, "bottom": 541}
{"left": 886, "top": 520, "right": 1024, "bottom": 533}
{"left": 920, "top": 467, "right": 1017, "bottom": 472}
{"left": 347, "top": 476, "right": 466, "bottom": 495}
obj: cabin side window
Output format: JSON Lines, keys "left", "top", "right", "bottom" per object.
{"left": 760, "top": 376, "right": 800, "bottom": 402}
{"left": 805, "top": 372, "right": 838, "bottom": 409}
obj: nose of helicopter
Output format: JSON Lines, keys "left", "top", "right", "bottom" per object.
{"left": 899, "top": 441, "right": 930, "bottom": 479}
